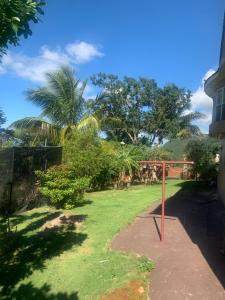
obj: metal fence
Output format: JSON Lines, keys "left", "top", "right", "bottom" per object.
{"left": 0, "top": 147, "right": 62, "bottom": 213}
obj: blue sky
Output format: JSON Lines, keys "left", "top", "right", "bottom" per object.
{"left": 1, "top": 0, "right": 225, "bottom": 132}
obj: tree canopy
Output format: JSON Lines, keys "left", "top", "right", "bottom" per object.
{"left": 89, "top": 74, "right": 158, "bottom": 144}
{"left": 0, "top": 109, "right": 6, "bottom": 127}
{"left": 0, "top": 0, "right": 45, "bottom": 57}
{"left": 9, "top": 69, "right": 205, "bottom": 147}
{"left": 89, "top": 73, "right": 204, "bottom": 145}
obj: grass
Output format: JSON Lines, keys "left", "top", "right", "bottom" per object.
{"left": 0, "top": 180, "right": 185, "bottom": 299}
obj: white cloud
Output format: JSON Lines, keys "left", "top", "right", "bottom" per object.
{"left": 190, "top": 68, "right": 216, "bottom": 132}
{"left": 203, "top": 69, "right": 216, "bottom": 82}
{"left": 0, "top": 65, "right": 5, "bottom": 75}
{"left": 191, "top": 86, "right": 213, "bottom": 111}
{"left": 41, "top": 46, "right": 70, "bottom": 63}
{"left": 2, "top": 47, "right": 70, "bottom": 83}
{"left": 66, "top": 41, "right": 103, "bottom": 64}
{"left": 1, "top": 41, "right": 104, "bottom": 83}
{"left": 194, "top": 115, "right": 212, "bottom": 134}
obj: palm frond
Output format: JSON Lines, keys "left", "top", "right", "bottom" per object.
{"left": 77, "top": 116, "right": 100, "bottom": 134}
{"left": 9, "top": 117, "right": 60, "bottom": 145}
{"left": 9, "top": 117, "right": 47, "bottom": 129}
{"left": 181, "top": 111, "right": 206, "bottom": 124}
{"left": 185, "top": 124, "right": 202, "bottom": 135}
{"left": 102, "top": 117, "right": 126, "bottom": 130}
{"left": 115, "top": 146, "right": 140, "bottom": 177}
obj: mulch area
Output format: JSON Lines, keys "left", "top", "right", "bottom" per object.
{"left": 112, "top": 189, "right": 225, "bottom": 299}
{"left": 100, "top": 281, "right": 146, "bottom": 300}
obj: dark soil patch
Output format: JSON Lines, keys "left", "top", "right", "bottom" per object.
{"left": 100, "top": 280, "right": 147, "bottom": 300}
{"left": 41, "top": 214, "right": 87, "bottom": 231}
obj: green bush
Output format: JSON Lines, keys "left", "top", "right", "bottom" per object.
{"left": 138, "top": 256, "right": 154, "bottom": 273}
{"left": 63, "top": 131, "right": 120, "bottom": 190}
{"left": 35, "top": 165, "right": 90, "bottom": 209}
{"left": 63, "top": 130, "right": 173, "bottom": 190}
{"left": 185, "top": 137, "right": 220, "bottom": 182}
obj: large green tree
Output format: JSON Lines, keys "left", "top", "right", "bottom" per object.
{"left": 89, "top": 73, "right": 204, "bottom": 145}
{"left": 144, "top": 84, "right": 204, "bottom": 143}
{"left": 89, "top": 74, "right": 158, "bottom": 144}
{"left": 0, "top": 109, "right": 6, "bottom": 127}
{"left": 0, "top": 0, "right": 45, "bottom": 57}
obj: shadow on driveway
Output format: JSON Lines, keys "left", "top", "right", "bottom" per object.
{"left": 112, "top": 181, "right": 225, "bottom": 299}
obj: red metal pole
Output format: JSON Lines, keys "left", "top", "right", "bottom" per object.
{"left": 138, "top": 160, "right": 193, "bottom": 242}
{"left": 161, "top": 161, "right": 166, "bottom": 242}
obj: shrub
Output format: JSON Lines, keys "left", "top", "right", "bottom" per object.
{"left": 138, "top": 256, "right": 154, "bottom": 272}
{"left": 185, "top": 137, "right": 220, "bottom": 182}
{"left": 63, "top": 130, "right": 173, "bottom": 190}
{"left": 113, "top": 144, "right": 140, "bottom": 177}
{"left": 36, "top": 165, "right": 90, "bottom": 209}
{"left": 63, "top": 131, "right": 120, "bottom": 190}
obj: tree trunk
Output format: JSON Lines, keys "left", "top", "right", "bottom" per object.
{"left": 150, "top": 133, "right": 157, "bottom": 145}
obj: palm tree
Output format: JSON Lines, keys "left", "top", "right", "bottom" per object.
{"left": 26, "top": 66, "right": 86, "bottom": 126}
{"left": 10, "top": 117, "right": 60, "bottom": 146}
{"left": 10, "top": 66, "right": 99, "bottom": 145}
{"left": 177, "top": 111, "right": 205, "bottom": 139}
{"left": 115, "top": 145, "right": 140, "bottom": 177}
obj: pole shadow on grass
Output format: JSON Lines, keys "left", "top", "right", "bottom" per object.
{"left": 0, "top": 211, "right": 87, "bottom": 300}
{"left": 151, "top": 181, "right": 225, "bottom": 290}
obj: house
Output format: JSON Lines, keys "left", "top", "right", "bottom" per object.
{"left": 204, "top": 13, "right": 225, "bottom": 205}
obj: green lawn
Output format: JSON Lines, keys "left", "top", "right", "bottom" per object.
{"left": 0, "top": 180, "right": 184, "bottom": 299}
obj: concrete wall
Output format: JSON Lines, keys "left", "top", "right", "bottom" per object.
{"left": 218, "top": 139, "right": 225, "bottom": 206}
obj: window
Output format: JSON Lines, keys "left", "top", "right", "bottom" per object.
{"left": 214, "top": 87, "right": 225, "bottom": 121}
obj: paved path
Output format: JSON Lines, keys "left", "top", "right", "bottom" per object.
{"left": 112, "top": 189, "right": 225, "bottom": 300}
